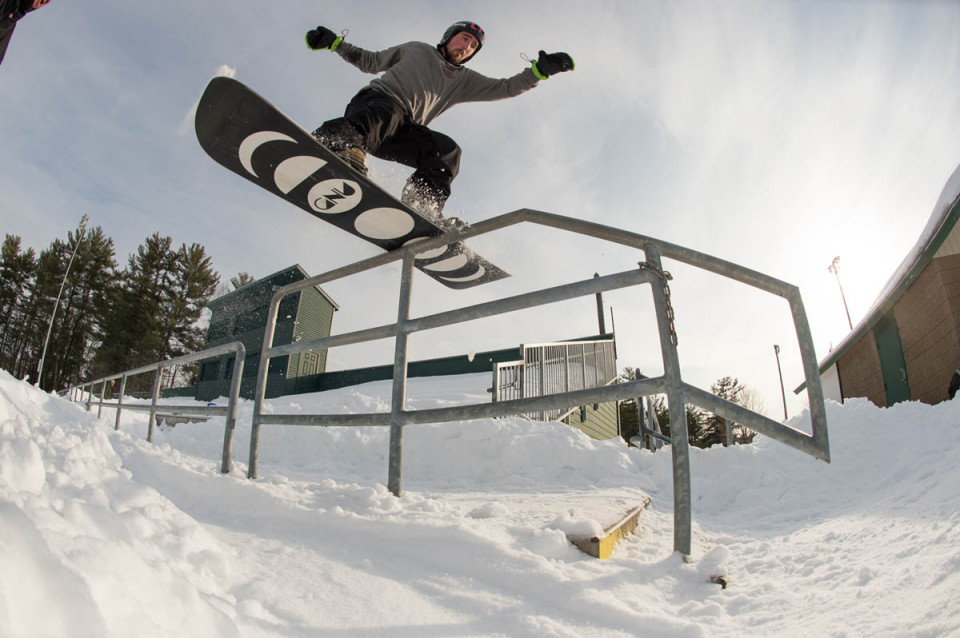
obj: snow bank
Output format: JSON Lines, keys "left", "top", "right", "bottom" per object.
{"left": 0, "top": 372, "right": 236, "bottom": 636}
{"left": 2, "top": 369, "right": 960, "bottom": 636}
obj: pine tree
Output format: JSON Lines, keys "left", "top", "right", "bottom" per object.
{"left": 12, "top": 244, "right": 65, "bottom": 382}
{"left": 1, "top": 226, "right": 219, "bottom": 392}
{"left": 230, "top": 271, "right": 255, "bottom": 290}
{"left": 0, "top": 235, "right": 37, "bottom": 373}
{"left": 647, "top": 395, "right": 706, "bottom": 444}
{"left": 699, "top": 376, "right": 759, "bottom": 447}
{"left": 92, "top": 233, "right": 219, "bottom": 392}
{"left": 160, "top": 243, "right": 219, "bottom": 388}
{"left": 8, "top": 224, "right": 119, "bottom": 390}
{"left": 644, "top": 376, "right": 760, "bottom": 449}
{"left": 42, "top": 227, "right": 117, "bottom": 390}
{"left": 93, "top": 233, "right": 177, "bottom": 388}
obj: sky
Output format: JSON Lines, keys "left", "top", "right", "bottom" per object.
{"left": 2, "top": 0, "right": 960, "bottom": 417}
{"left": 3, "top": 369, "right": 960, "bottom": 635}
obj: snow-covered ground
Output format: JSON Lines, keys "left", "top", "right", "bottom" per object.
{"left": 2, "top": 368, "right": 959, "bottom": 637}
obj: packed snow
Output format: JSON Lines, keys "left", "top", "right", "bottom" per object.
{"left": 2, "top": 368, "right": 959, "bottom": 637}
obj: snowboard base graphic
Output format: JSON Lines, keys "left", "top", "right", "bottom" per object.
{"left": 195, "top": 76, "right": 510, "bottom": 289}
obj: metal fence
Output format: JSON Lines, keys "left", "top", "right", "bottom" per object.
{"left": 61, "top": 342, "right": 246, "bottom": 473}
{"left": 240, "top": 208, "right": 830, "bottom": 556}
{"left": 493, "top": 339, "right": 617, "bottom": 421}
{"left": 58, "top": 209, "right": 830, "bottom": 556}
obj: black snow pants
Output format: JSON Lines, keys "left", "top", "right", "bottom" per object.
{"left": 314, "top": 88, "right": 462, "bottom": 207}
{"left": 0, "top": 22, "right": 16, "bottom": 66}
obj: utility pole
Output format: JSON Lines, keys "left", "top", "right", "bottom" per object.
{"left": 828, "top": 256, "right": 853, "bottom": 331}
{"left": 594, "top": 273, "right": 606, "bottom": 334}
{"left": 773, "top": 344, "right": 788, "bottom": 421}
{"left": 37, "top": 214, "right": 89, "bottom": 388}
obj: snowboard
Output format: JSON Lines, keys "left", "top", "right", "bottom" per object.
{"left": 194, "top": 76, "right": 510, "bottom": 289}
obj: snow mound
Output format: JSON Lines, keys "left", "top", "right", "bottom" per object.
{"left": 2, "top": 369, "right": 960, "bottom": 636}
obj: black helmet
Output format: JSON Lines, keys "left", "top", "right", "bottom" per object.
{"left": 438, "top": 21, "right": 485, "bottom": 63}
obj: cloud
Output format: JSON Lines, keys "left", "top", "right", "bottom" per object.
{"left": 6, "top": 0, "right": 960, "bottom": 418}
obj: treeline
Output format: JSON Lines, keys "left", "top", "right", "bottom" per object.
{"left": 626, "top": 369, "right": 761, "bottom": 448}
{"left": 0, "top": 221, "right": 219, "bottom": 393}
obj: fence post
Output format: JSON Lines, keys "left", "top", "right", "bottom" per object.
{"left": 114, "top": 375, "right": 128, "bottom": 431}
{"left": 97, "top": 380, "right": 107, "bottom": 418}
{"left": 221, "top": 346, "right": 245, "bottom": 474}
{"left": 147, "top": 367, "right": 163, "bottom": 443}
{"left": 388, "top": 251, "right": 416, "bottom": 497}
{"left": 249, "top": 291, "right": 284, "bottom": 480}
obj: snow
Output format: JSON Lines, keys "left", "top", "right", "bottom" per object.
{"left": 3, "top": 369, "right": 960, "bottom": 637}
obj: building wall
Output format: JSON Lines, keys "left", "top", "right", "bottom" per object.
{"left": 568, "top": 401, "right": 620, "bottom": 440}
{"left": 893, "top": 254, "right": 960, "bottom": 403}
{"left": 837, "top": 332, "right": 886, "bottom": 407}
{"left": 820, "top": 364, "right": 843, "bottom": 404}
{"left": 196, "top": 266, "right": 338, "bottom": 401}
{"left": 836, "top": 254, "right": 960, "bottom": 407}
{"left": 288, "top": 286, "right": 337, "bottom": 393}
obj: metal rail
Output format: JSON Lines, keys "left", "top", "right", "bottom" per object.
{"left": 635, "top": 396, "right": 669, "bottom": 450}
{"left": 62, "top": 342, "right": 246, "bottom": 473}
{"left": 246, "top": 209, "right": 830, "bottom": 556}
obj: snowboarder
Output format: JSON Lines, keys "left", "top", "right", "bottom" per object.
{"left": 1, "top": 0, "right": 53, "bottom": 66}
{"left": 306, "top": 21, "right": 574, "bottom": 226}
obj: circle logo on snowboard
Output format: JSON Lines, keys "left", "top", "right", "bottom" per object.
{"left": 308, "top": 179, "right": 363, "bottom": 214}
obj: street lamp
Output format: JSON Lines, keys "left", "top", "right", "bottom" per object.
{"left": 36, "top": 214, "right": 89, "bottom": 388}
{"left": 828, "top": 256, "right": 853, "bottom": 331}
{"left": 774, "top": 344, "right": 788, "bottom": 421}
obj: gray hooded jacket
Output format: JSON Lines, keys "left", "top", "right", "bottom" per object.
{"left": 335, "top": 40, "right": 540, "bottom": 127}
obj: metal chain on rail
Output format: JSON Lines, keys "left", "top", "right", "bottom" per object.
{"left": 638, "top": 261, "right": 678, "bottom": 346}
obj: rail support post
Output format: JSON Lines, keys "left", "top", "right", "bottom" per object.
{"left": 388, "top": 251, "right": 416, "bottom": 497}
{"left": 644, "top": 244, "right": 692, "bottom": 557}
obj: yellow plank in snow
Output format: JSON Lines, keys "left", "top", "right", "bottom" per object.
{"left": 567, "top": 498, "right": 651, "bottom": 559}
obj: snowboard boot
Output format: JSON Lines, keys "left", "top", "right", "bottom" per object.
{"left": 438, "top": 215, "right": 469, "bottom": 231}
{"left": 336, "top": 147, "right": 368, "bottom": 176}
{"left": 312, "top": 125, "right": 368, "bottom": 176}
{"left": 401, "top": 179, "right": 466, "bottom": 230}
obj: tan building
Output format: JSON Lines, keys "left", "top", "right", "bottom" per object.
{"left": 799, "top": 164, "right": 960, "bottom": 407}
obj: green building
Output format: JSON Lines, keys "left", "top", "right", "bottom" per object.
{"left": 197, "top": 265, "right": 338, "bottom": 401}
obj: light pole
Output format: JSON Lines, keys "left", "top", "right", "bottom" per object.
{"left": 36, "top": 214, "right": 89, "bottom": 388}
{"left": 828, "top": 256, "right": 853, "bottom": 331}
{"left": 774, "top": 344, "right": 788, "bottom": 421}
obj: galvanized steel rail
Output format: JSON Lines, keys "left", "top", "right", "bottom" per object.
{"left": 246, "top": 209, "right": 830, "bottom": 557}
{"left": 62, "top": 342, "right": 246, "bottom": 473}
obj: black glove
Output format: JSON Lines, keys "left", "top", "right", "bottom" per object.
{"left": 306, "top": 26, "right": 339, "bottom": 51}
{"left": 533, "top": 50, "right": 575, "bottom": 78}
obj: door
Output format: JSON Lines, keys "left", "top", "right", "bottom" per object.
{"left": 874, "top": 313, "right": 911, "bottom": 406}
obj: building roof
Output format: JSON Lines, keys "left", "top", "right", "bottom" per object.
{"left": 795, "top": 162, "right": 960, "bottom": 394}
{"left": 208, "top": 264, "right": 339, "bottom": 311}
